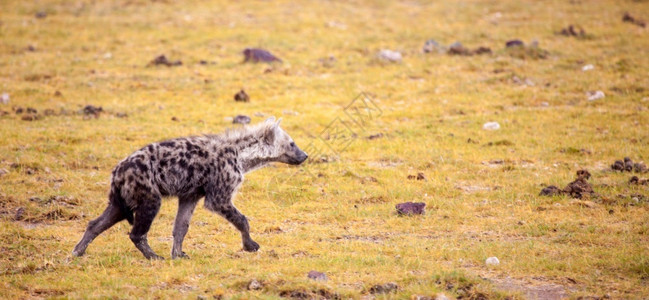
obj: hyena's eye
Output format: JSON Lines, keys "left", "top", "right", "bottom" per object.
{"left": 289, "top": 142, "right": 295, "bottom": 148}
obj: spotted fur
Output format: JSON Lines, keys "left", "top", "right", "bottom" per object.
{"left": 72, "top": 118, "right": 308, "bottom": 259}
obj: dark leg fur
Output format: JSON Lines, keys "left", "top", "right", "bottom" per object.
{"left": 129, "top": 195, "right": 164, "bottom": 260}
{"left": 72, "top": 203, "right": 125, "bottom": 256}
{"left": 215, "top": 204, "right": 259, "bottom": 252}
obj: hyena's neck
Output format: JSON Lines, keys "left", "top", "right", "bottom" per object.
{"left": 226, "top": 134, "right": 274, "bottom": 173}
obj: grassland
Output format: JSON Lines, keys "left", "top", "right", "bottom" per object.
{"left": 1, "top": 0, "right": 648, "bottom": 299}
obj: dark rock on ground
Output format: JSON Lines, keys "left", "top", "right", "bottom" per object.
{"left": 423, "top": 39, "right": 441, "bottom": 53}
{"left": 307, "top": 270, "right": 327, "bottom": 281}
{"left": 623, "top": 12, "right": 646, "bottom": 28}
{"left": 247, "top": 279, "right": 263, "bottom": 290}
{"left": 148, "top": 55, "right": 182, "bottom": 67}
{"left": 369, "top": 282, "right": 398, "bottom": 294}
{"left": 629, "top": 176, "right": 648, "bottom": 185}
{"left": 367, "top": 133, "right": 384, "bottom": 140}
{"left": 171, "top": 116, "right": 179, "bottom": 122}
{"left": 611, "top": 160, "right": 625, "bottom": 171}
{"left": 634, "top": 162, "right": 647, "bottom": 173}
{"left": 14, "top": 207, "right": 24, "bottom": 221}
{"left": 243, "top": 48, "right": 282, "bottom": 63}
{"left": 539, "top": 185, "right": 562, "bottom": 196}
{"left": 624, "top": 157, "right": 633, "bottom": 172}
{"left": 505, "top": 39, "right": 524, "bottom": 47}
{"left": 35, "top": 11, "right": 47, "bottom": 19}
{"left": 559, "top": 25, "right": 586, "bottom": 37}
{"left": 234, "top": 89, "right": 249, "bottom": 102}
{"left": 407, "top": 172, "right": 426, "bottom": 181}
{"left": 82, "top": 105, "right": 102, "bottom": 117}
{"left": 396, "top": 202, "right": 426, "bottom": 215}
{"left": 448, "top": 42, "right": 471, "bottom": 56}
{"left": 233, "top": 115, "right": 251, "bottom": 125}
{"left": 473, "top": 46, "right": 492, "bottom": 55}
{"left": 563, "top": 170, "right": 595, "bottom": 199}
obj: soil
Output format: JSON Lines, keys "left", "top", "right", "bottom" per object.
{"left": 395, "top": 202, "right": 426, "bottom": 215}
{"left": 623, "top": 12, "right": 646, "bottom": 28}
{"left": 148, "top": 55, "right": 182, "bottom": 67}
{"left": 234, "top": 89, "right": 249, "bottom": 102}
{"left": 559, "top": 25, "right": 586, "bottom": 37}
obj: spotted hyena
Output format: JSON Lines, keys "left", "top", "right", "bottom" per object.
{"left": 72, "top": 118, "right": 307, "bottom": 259}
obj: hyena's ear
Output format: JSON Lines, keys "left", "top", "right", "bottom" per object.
{"left": 261, "top": 118, "right": 279, "bottom": 144}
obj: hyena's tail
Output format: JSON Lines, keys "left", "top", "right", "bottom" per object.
{"left": 109, "top": 184, "right": 134, "bottom": 225}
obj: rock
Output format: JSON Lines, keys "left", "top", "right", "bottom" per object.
{"left": 21, "top": 114, "right": 41, "bottom": 121}
{"left": 35, "top": 11, "right": 47, "bottom": 19}
{"left": 482, "top": 121, "right": 500, "bottom": 131}
{"left": 243, "top": 48, "right": 282, "bottom": 63}
{"left": 505, "top": 39, "right": 524, "bottom": 48}
{"left": 233, "top": 115, "right": 251, "bottom": 125}
{"left": 563, "top": 170, "right": 595, "bottom": 199}
{"left": 234, "top": 89, "right": 249, "bottom": 102}
{"left": 247, "top": 279, "right": 263, "bottom": 290}
{"left": 587, "top": 90, "right": 605, "bottom": 101}
{"left": 82, "top": 105, "right": 103, "bottom": 117}
{"left": 559, "top": 25, "right": 586, "bottom": 37}
{"left": 307, "top": 271, "right": 328, "bottom": 281}
{"left": 623, "top": 12, "right": 646, "bottom": 28}
{"left": 148, "top": 55, "right": 182, "bottom": 67}
{"left": 629, "top": 176, "right": 649, "bottom": 185}
{"left": 448, "top": 42, "right": 471, "bottom": 56}
{"left": 539, "top": 185, "right": 562, "bottom": 196}
{"left": 582, "top": 64, "right": 594, "bottom": 71}
{"left": 0, "top": 93, "right": 9, "bottom": 104}
{"left": 377, "top": 49, "right": 402, "bottom": 62}
{"left": 369, "top": 282, "right": 398, "bottom": 294}
{"left": 367, "top": 133, "right": 384, "bottom": 140}
{"left": 435, "top": 293, "right": 450, "bottom": 300}
{"left": 395, "top": 202, "right": 426, "bottom": 215}
{"left": 14, "top": 207, "right": 25, "bottom": 221}
{"left": 611, "top": 160, "right": 625, "bottom": 171}
{"left": 634, "top": 162, "right": 647, "bottom": 173}
{"left": 485, "top": 257, "right": 500, "bottom": 266}
{"left": 423, "top": 39, "right": 441, "bottom": 53}
{"left": 472, "top": 46, "right": 492, "bottom": 55}
{"left": 171, "top": 116, "right": 179, "bottom": 122}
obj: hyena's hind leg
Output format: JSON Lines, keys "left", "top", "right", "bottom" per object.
{"left": 171, "top": 194, "right": 202, "bottom": 259}
{"left": 129, "top": 194, "right": 164, "bottom": 260}
{"left": 72, "top": 203, "right": 125, "bottom": 256}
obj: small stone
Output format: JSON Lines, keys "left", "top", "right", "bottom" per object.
{"left": 611, "top": 160, "right": 625, "bottom": 171}
{"left": 633, "top": 162, "right": 647, "bottom": 173}
{"left": 559, "top": 25, "right": 586, "bottom": 37}
{"left": 233, "top": 115, "right": 251, "bottom": 125}
{"left": 539, "top": 185, "right": 562, "bottom": 196}
{"left": 234, "top": 89, "right": 249, "bottom": 102}
{"left": 367, "top": 133, "right": 384, "bottom": 140}
{"left": 35, "top": 11, "right": 47, "bottom": 19}
{"left": 505, "top": 39, "right": 524, "bottom": 48}
{"left": 395, "top": 202, "right": 426, "bottom": 215}
{"left": 435, "top": 293, "right": 450, "bottom": 300}
{"left": 472, "top": 46, "right": 492, "bottom": 55}
{"left": 448, "top": 42, "right": 471, "bottom": 55}
{"left": 171, "top": 116, "right": 179, "bottom": 122}
{"left": 0, "top": 93, "right": 9, "bottom": 104}
{"left": 624, "top": 157, "right": 634, "bottom": 172}
{"left": 307, "top": 270, "right": 328, "bottom": 281}
{"left": 587, "top": 90, "right": 605, "bottom": 101}
{"left": 482, "top": 121, "right": 500, "bottom": 131}
{"left": 369, "top": 282, "right": 398, "bottom": 294}
{"left": 243, "top": 48, "right": 282, "bottom": 63}
{"left": 423, "top": 39, "right": 441, "bottom": 53}
{"left": 485, "top": 257, "right": 500, "bottom": 266}
{"left": 14, "top": 207, "right": 25, "bottom": 221}
{"left": 148, "top": 55, "right": 182, "bottom": 67}
{"left": 82, "top": 105, "right": 103, "bottom": 117}
{"left": 582, "top": 64, "right": 594, "bottom": 71}
{"left": 377, "top": 49, "right": 402, "bottom": 62}
{"left": 247, "top": 279, "right": 262, "bottom": 290}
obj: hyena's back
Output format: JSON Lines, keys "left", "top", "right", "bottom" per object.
{"left": 111, "top": 136, "right": 242, "bottom": 215}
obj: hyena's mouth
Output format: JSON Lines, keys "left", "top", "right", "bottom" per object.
{"left": 289, "top": 151, "right": 308, "bottom": 165}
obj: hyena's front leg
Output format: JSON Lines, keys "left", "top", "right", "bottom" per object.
{"left": 217, "top": 204, "right": 259, "bottom": 252}
{"left": 171, "top": 195, "right": 201, "bottom": 259}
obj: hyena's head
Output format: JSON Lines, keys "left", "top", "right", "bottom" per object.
{"left": 257, "top": 117, "right": 308, "bottom": 165}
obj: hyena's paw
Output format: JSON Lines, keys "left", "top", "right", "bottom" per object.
{"left": 243, "top": 240, "right": 260, "bottom": 252}
{"left": 146, "top": 254, "right": 166, "bottom": 260}
{"left": 172, "top": 251, "right": 190, "bottom": 259}
{"left": 71, "top": 249, "right": 84, "bottom": 257}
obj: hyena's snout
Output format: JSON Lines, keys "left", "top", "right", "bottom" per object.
{"left": 287, "top": 143, "right": 308, "bottom": 165}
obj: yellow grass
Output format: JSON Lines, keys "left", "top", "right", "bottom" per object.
{"left": 1, "top": 0, "right": 648, "bottom": 298}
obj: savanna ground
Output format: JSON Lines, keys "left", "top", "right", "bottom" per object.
{"left": 1, "top": 0, "right": 648, "bottom": 299}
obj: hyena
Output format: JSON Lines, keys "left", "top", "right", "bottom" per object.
{"left": 72, "top": 118, "right": 307, "bottom": 259}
